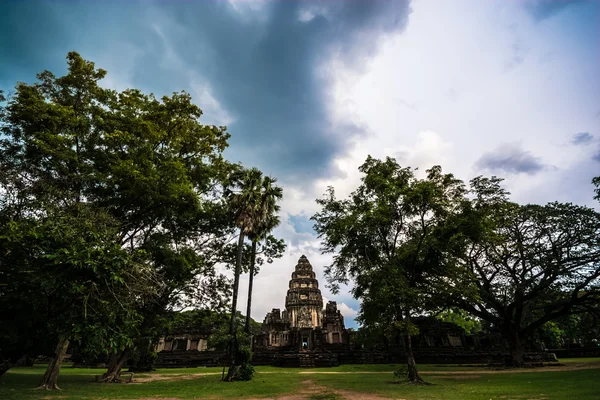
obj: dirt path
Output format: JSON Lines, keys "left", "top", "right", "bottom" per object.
{"left": 243, "top": 379, "right": 396, "bottom": 400}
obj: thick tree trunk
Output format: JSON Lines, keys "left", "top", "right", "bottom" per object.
{"left": 37, "top": 336, "right": 69, "bottom": 390}
{"left": 225, "top": 231, "right": 245, "bottom": 381}
{"left": 244, "top": 240, "right": 257, "bottom": 334}
{"left": 508, "top": 331, "right": 525, "bottom": 368}
{"left": 99, "top": 349, "right": 130, "bottom": 383}
{"left": 0, "top": 360, "right": 14, "bottom": 378}
{"left": 0, "top": 354, "right": 21, "bottom": 378}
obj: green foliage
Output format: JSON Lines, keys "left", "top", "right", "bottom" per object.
{"left": 386, "top": 321, "right": 420, "bottom": 337}
{"left": 537, "top": 321, "right": 564, "bottom": 349}
{"left": 312, "top": 157, "right": 467, "bottom": 380}
{"left": 235, "top": 345, "right": 255, "bottom": 381}
{"left": 436, "top": 309, "right": 482, "bottom": 334}
{"left": 393, "top": 365, "right": 409, "bottom": 382}
{"left": 444, "top": 176, "right": 600, "bottom": 365}
{"left": 0, "top": 52, "right": 238, "bottom": 380}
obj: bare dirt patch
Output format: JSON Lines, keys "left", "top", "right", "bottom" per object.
{"left": 243, "top": 379, "right": 395, "bottom": 400}
{"left": 136, "top": 398, "right": 182, "bottom": 400}
{"left": 440, "top": 374, "right": 481, "bottom": 380}
{"left": 132, "top": 372, "right": 221, "bottom": 384}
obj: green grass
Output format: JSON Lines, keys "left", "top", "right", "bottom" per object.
{"left": 0, "top": 360, "right": 599, "bottom": 400}
{"left": 557, "top": 357, "right": 600, "bottom": 364}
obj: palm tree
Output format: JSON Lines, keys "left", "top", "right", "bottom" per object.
{"left": 223, "top": 168, "right": 282, "bottom": 380}
{"left": 244, "top": 176, "right": 283, "bottom": 333}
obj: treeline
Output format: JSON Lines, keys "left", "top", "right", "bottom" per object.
{"left": 0, "top": 53, "right": 285, "bottom": 388}
{"left": 312, "top": 157, "right": 600, "bottom": 383}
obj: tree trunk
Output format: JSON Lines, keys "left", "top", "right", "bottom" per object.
{"left": 244, "top": 240, "right": 257, "bottom": 334}
{"left": 0, "top": 354, "right": 21, "bottom": 378}
{"left": 404, "top": 312, "right": 424, "bottom": 384}
{"left": 99, "top": 349, "right": 130, "bottom": 383}
{"left": 225, "top": 231, "right": 245, "bottom": 381}
{"left": 508, "top": 330, "right": 525, "bottom": 368}
{"left": 37, "top": 336, "right": 69, "bottom": 390}
{"left": 405, "top": 332, "right": 424, "bottom": 383}
{"left": 16, "top": 354, "right": 35, "bottom": 366}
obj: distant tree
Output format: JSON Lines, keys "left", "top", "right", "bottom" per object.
{"left": 0, "top": 52, "right": 234, "bottom": 387}
{"left": 312, "top": 156, "right": 466, "bottom": 384}
{"left": 447, "top": 177, "right": 600, "bottom": 367}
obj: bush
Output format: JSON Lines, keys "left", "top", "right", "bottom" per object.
{"left": 393, "top": 365, "right": 408, "bottom": 382}
{"left": 237, "top": 362, "right": 255, "bottom": 381}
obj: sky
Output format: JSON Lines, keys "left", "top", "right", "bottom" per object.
{"left": 1, "top": 0, "right": 599, "bottom": 329}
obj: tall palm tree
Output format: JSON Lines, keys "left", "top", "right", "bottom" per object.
{"left": 244, "top": 176, "right": 283, "bottom": 333}
{"left": 225, "top": 168, "right": 262, "bottom": 338}
{"left": 223, "top": 168, "right": 282, "bottom": 380}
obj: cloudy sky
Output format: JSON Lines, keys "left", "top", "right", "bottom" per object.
{"left": 1, "top": 0, "right": 599, "bottom": 328}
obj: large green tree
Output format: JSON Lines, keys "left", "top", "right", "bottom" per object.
{"left": 447, "top": 177, "right": 600, "bottom": 366}
{"left": 312, "top": 157, "right": 465, "bottom": 383}
{"left": 0, "top": 52, "right": 235, "bottom": 387}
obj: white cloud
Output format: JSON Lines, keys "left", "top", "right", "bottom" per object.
{"left": 242, "top": 0, "right": 600, "bottom": 327}
{"left": 159, "top": 0, "right": 600, "bottom": 329}
{"left": 337, "top": 302, "right": 359, "bottom": 319}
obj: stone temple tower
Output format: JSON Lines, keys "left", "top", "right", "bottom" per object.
{"left": 285, "top": 255, "right": 323, "bottom": 328}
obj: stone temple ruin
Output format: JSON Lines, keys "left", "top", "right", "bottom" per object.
{"left": 252, "top": 255, "right": 348, "bottom": 352}
{"left": 151, "top": 255, "right": 557, "bottom": 368}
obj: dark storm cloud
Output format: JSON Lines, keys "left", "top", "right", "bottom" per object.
{"left": 142, "top": 0, "right": 411, "bottom": 180}
{"left": 0, "top": 0, "right": 411, "bottom": 182}
{"left": 475, "top": 143, "right": 546, "bottom": 175}
{"left": 572, "top": 132, "right": 594, "bottom": 145}
{"left": 525, "top": 0, "right": 586, "bottom": 22}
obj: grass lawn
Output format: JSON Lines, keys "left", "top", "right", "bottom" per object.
{"left": 0, "top": 359, "right": 598, "bottom": 400}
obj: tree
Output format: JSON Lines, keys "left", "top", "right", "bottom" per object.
{"left": 0, "top": 206, "right": 148, "bottom": 388}
{"left": 312, "top": 156, "right": 466, "bottom": 383}
{"left": 448, "top": 177, "right": 600, "bottom": 367}
{"left": 223, "top": 168, "right": 283, "bottom": 381}
{"left": 244, "top": 234, "right": 286, "bottom": 334}
{"left": 244, "top": 176, "right": 284, "bottom": 334}
{"left": 0, "top": 52, "right": 235, "bottom": 387}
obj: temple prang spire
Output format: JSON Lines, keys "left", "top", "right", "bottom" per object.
{"left": 286, "top": 255, "right": 323, "bottom": 328}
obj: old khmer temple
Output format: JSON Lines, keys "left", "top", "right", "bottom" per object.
{"left": 151, "top": 255, "right": 557, "bottom": 368}
{"left": 252, "top": 255, "right": 348, "bottom": 352}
